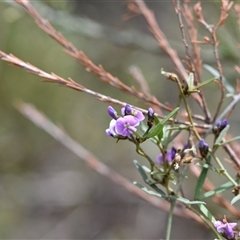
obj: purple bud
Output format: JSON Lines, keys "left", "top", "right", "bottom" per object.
{"left": 107, "top": 106, "right": 118, "bottom": 120}
{"left": 216, "top": 119, "right": 228, "bottom": 131}
{"left": 199, "top": 139, "right": 209, "bottom": 158}
{"left": 123, "top": 104, "right": 132, "bottom": 116}
{"left": 148, "top": 108, "right": 154, "bottom": 118}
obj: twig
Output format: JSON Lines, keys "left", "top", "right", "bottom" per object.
{"left": 174, "top": 0, "right": 211, "bottom": 123}
{"left": 13, "top": 0, "right": 171, "bottom": 113}
{"left": 0, "top": 50, "right": 210, "bottom": 130}
{"left": 129, "top": 0, "right": 206, "bottom": 111}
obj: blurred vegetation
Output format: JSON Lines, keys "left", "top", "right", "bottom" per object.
{"left": 0, "top": 1, "right": 240, "bottom": 238}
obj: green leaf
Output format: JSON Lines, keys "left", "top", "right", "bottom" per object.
{"left": 144, "top": 121, "right": 163, "bottom": 139}
{"left": 200, "top": 181, "right": 234, "bottom": 200}
{"left": 170, "top": 196, "right": 205, "bottom": 205}
{"left": 133, "top": 181, "right": 164, "bottom": 198}
{"left": 195, "top": 162, "right": 220, "bottom": 174}
{"left": 161, "top": 107, "right": 180, "bottom": 125}
{"left": 199, "top": 204, "right": 216, "bottom": 223}
{"left": 203, "top": 64, "right": 235, "bottom": 95}
{"left": 133, "top": 160, "right": 149, "bottom": 183}
{"left": 191, "top": 77, "right": 215, "bottom": 90}
{"left": 162, "top": 125, "right": 182, "bottom": 147}
{"left": 194, "top": 156, "right": 211, "bottom": 199}
{"left": 231, "top": 194, "right": 240, "bottom": 205}
{"left": 218, "top": 135, "right": 240, "bottom": 147}
{"left": 214, "top": 124, "right": 230, "bottom": 145}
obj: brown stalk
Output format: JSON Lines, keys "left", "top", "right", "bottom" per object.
{"left": 13, "top": 0, "right": 171, "bottom": 113}
{"left": 0, "top": 50, "right": 210, "bottom": 130}
{"left": 128, "top": 0, "right": 207, "bottom": 112}
{"left": 194, "top": 2, "right": 228, "bottom": 123}
{"left": 174, "top": 0, "right": 211, "bottom": 123}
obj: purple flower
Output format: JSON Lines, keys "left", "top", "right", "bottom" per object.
{"left": 214, "top": 220, "right": 237, "bottom": 239}
{"left": 156, "top": 147, "right": 176, "bottom": 164}
{"left": 107, "top": 106, "right": 118, "bottom": 120}
{"left": 105, "top": 119, "right": 117, "bottom": 137}
{"left": 199, "top": 139, "right": 209, "bottom": 158}
{"left": 115, "top": 115, "right": 140, "bottom": 137}
{"left": 121, "top": 104, "right": 145, "bottom": 122}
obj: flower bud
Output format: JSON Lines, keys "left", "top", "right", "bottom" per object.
{"left": 107, "top": 106, "right": 118, "bottom": 120}
{"left": 199, "top": 139, "right": 209, "bottom": 158}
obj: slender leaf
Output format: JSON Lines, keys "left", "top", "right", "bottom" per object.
{"left": 133, "top": 160, "right": 149, "bottom": 183}
{"left": 192, "top": 77, "right": 215, "bottom": 90}
{"left": 161, "top": 107, "right": 180, "bottom": 125}
{"left": 214, "top": 125, "right": 230, "bottom": 145}
{"left": 218, "top": 135, "right": 240, "bottom": 147}
{"left": 199, "top": 204, "right": 216, "bottom": 223}
{"left": 203, "top": 64, "right": 235, "bottom": 95}
{"left": 148, "top": 183, "right": 166, "bottom": 196}
{"left": 231, "top": 195, "right": 240, "bottom": 205}
{"left": 144, "top": 121, "right": 163, "bottom": 139}
{"left": 194, "top": 156, "right": 211, "bottom": 199}
{"left": 200, "top": 181, "right": 234, "bottom": 200}
{"left": 133, "top": 181, "right": 164, "bottom": 198}
{"left": 195, "top": 162, "right": 220, "bottom": 174}
{"left": 170, "top": 196, "right": 205, "bottom": 205}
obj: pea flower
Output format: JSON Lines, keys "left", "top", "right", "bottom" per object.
{"left": 156, "top": 147, "right": 176, "bottom": 164}
{"left": 214, "top": 219, "right": 237, "bottom": 239}
{"left": 115, "top": 115, "right": 140, "bottom": 137}
{"left": 105, "top": 119, "right": 117, "bottom": 137}
{"left": 106, "top": 104, "right": 145, "bottom": 137}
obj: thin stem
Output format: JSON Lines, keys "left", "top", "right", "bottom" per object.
{"left": 165, "top": 200, "right": 176, "bottom": 240}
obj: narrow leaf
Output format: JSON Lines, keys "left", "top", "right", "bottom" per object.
{"left": 170, "top": 196, "right": 205, "bottom": 205}
{"left": 200, "top": 181, "right": 234, "bottom": 200}
{"left": 195, "top": 162, "right": 219, "bottom": 174}
{"left": 214, "top": 124, "right": 230, "bottom": 145}
{"left": 199, "top": 204, "right": 216, "bottom": 223}
{"left": 144, "top": 122, "right": 163, "bottom": 139}
{"left": 133, "top": 181, "right": 164, "bottom": 198}
{"left": 194, "top": 156, "right": 211, "bottom": 199}
{"left": 218, "top": 135, "right": 240, "bottom": 147}
{"left": 133, "top": 160, "right": 149, "bottom": 183}
{"left": 192, "top": 77, "right": 215, "bottom": 90}
{"left": 203, "top": 64, "right": 235, "bottom": 95}
{"left": 231, "top": 195, "right": 240, "bottom": 205}
{"left": 161, "top": 107, "right": 180, "bottom": 125}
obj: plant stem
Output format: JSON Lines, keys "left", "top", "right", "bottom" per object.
{"left": 166, "top": 199, "right": 175, "bottom": 240}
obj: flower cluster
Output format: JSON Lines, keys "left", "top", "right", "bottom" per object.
{"left": 214, "top": 218, "right": 237, "bottom": 239}
{"left": 106, "top": 104, "right": 145, "bottom": 137}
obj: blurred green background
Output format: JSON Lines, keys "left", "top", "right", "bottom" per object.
{"left": 0, "top": 1, "right": 239, "bottom": 239}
